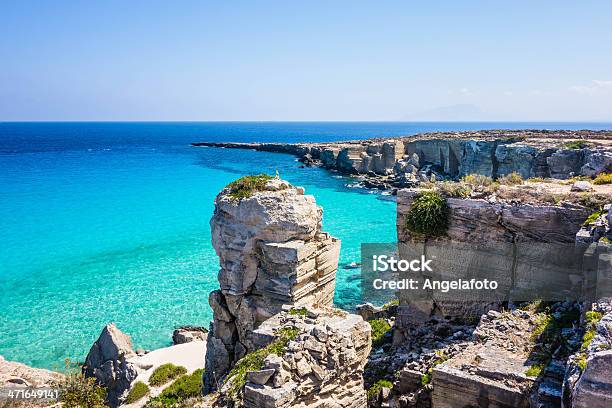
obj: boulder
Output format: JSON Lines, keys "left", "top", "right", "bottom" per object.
{"left": 172, "top": 326, "right": 208, "bottom": 345}
{"left": 83, "top": 323, "right": 137, "bottom": 407}
{"left": 580, "top": 150, "right": 612, "bottom": 177}
{"left": 571, "top": 180, "right": 594, "bottom": 192}
{"left": 547, "top": 149, "right": 585, "bottom": 179}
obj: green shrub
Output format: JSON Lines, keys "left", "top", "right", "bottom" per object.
{"left": 530, "top": 313, "right": 553, "bottom": 341}
{"left": 57, "top": 360, "right": 107, "bottom": 408}
{"left": 149, "top": 364, "right": 188, "bottom": 387}
{"left": 461, "top": 174, "right": 494, "bottom": 187}
{"left": 527, "top": 177, "right": 548, "bottom": 183}
{"left": 420, "top": 372, "right": 431, "bottom": 386}
{"left": 576, "top": 354, "right": 587, "bottom": 372}
{"left": 226, "top": 174, "right": 273, "bottom": 200}
{"left": 382, "top": 299, "right": 399, "bottom": 308}
{"left": 498, "top": 172, "right": 524, "bottom": 185}
{"left": 369, "top": 318, "right": 392, "bottom": 348}
{"left": 405, "top": 191, "right": 449, "bottom": 237}
{"left": 288, "top": 307, "right": 308, "bottom": 316}
{"left": 564, "top": 140, "right": 589, "bottom": 149}
{"left": 585, "top": 311, "right": 603, "bottom": 326}
{"left": 223, "top": 326, "right": 300, "bottom": 397}
{"left": 593, "top": 173, "right": 612, "bottom": 185}
{"left": 583, "top": 211, "right": 603, "bottom": 226}
{"left": 126, "top": 381, "right": 150, "bottom": 404}
{"left": 437, "top": 181, "right": 472, "bottom": 198}
{"left": 367, "top": 379, "right": 393, "bottom": 399}
{"left": 581, "top": 311, "right": 604, "bottom": 351}
{"left": 524, "top": 363, "right": 545, "bottom": 378}
{"left": 420, "top": 351, "right": 449, "bottom": 386}
{"left": 147, "top": 369, "right": 203, "bottom": 407}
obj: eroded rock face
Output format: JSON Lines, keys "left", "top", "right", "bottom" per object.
{"left": 204, "top": 179, "right": 341, "bottom": 393}
{"left": 564, "top": 300, "right": 612, "bottom": 408}
{"left": 83, "top": 323, "right": 137, "bottom": 407}
{"left": 241, "top": 307, "right": 371, "bottom": 408}
{"left": 395, "top": 189, "right": 592, "bottom": 330}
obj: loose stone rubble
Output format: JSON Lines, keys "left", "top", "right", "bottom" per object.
{"left": 204, "top": 178, "right": 342, "bottom": 393}
{"left": 233, "top": 307, "right": 371, "bottom": 408}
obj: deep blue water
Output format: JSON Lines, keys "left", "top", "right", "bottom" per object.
{"left": 1, "top": 121, "right": 610, "bottom": 369}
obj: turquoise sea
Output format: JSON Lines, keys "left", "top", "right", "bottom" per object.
{"left": 1, "top": 122, "right": 611, "bottom": 370}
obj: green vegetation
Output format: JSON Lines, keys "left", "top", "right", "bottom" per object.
{"left": 147, "top": 369, "right": 204, "bottom": 407}
{"left": 583, "top": 210, "right": 603, "bottom": 226}
{"left": 524, "top": 363, "right": 545, "bottom": 378}
{"left": 462, "top": 174, "right": 495, "bottom": 187}
{"left": 420, "top": 350, "right": 449, "bottom": 386}
{"left": 369, "top": 318, "right": 392, "bottom": 348}
{"left": 367, "top": 379, "right": 393, "bottom": 399}
{"left": 226, "top": 174, "right": 273, "bottom": 200}
{"left": 498, "top": 172, "right": 524, "bottom": 185}
{"left": 593, "top": 172, "right": 612, "bottom": 185}
{"left": 382, "top": 299, "right": 399, "bottom": 308}
{"left": 420, "top": 372, "right": 432, "bottom": 386}
{"left": 564, "top": 140, "right": 589, "bottom": 149}
{"left": 57, "top": 360, "right": 107, "bottom": 408}
{"left": 405, "top": 191, "right": 449, "bottom": 237}
{"left": 581, "top": 311, "right": 603, "bottom": 351}
{"left": 530, "top": 313, "right": 553, "bottom": 341}
{"left": 126, "top": 381, "right": 150, "bottom": 404}
{"left": 223, "top": 326, "right": 300, "bottom": 398}
{"left": 149, "top": 364, "right": 188, "bottom": 387}
{"left": 576, "top": 354, "right": 587, "bottom": 372}
{"left": 288, "top": 307, "right": 308, "bottom": 316}
{"left": 436, "top": 181, "right": 472, "bottom": 198}
{"left": 527, "top": 177, "right": 549, "bottom": 183}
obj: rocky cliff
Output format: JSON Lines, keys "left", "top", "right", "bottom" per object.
{"left": 395, "top": 188, "right": 593, "bottom": 331}
{"left": 193, "top": 130, "right": 612, "bottom": 190}
{"left": 204, "top": 177, "right": 343, "bottom": 393}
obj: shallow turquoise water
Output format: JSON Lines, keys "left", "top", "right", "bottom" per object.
{"left": 2, "top": 121, "right": 610, "bottom": 369}
{"left": 0, "top": 124, "right": 400, "bottom": 369}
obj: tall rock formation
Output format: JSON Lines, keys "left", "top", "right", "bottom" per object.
{"left": 204, "top": 178, "right": 341, "bottom": 392}
{"left": 83, "top": 323, "right": 138, "bottom": 407}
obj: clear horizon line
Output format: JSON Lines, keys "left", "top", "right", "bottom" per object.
{"left": 2, "top": 120, "right": 612, "bottom": 124}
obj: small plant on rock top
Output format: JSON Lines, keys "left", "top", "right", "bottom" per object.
{"left": 366, "top": 379, "right": 393, "bottom": 400}
{"left": 226, "top": 174, "right": 273, "bottom": 200}
{"left": 564, "top": 140, "right": 589, "bottom": 149}
{"left": 405, "top": 191, "right": 449, "bottom": 237}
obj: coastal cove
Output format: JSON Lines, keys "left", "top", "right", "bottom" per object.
{"left": 1, "top": 121, "right": 611, "bottom": 370}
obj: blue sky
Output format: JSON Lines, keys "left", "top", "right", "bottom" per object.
{"left": 1, "top": 1, "right": 611, "bottom": 121}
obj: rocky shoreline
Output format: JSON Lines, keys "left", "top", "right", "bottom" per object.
{"left": 2, "top": 129, "right": 611, "bottom": 408}
{"left": 193, "top": 129, "right": 612, "bottom": 192}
